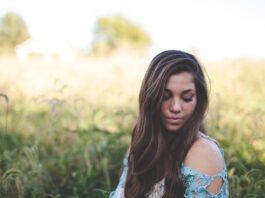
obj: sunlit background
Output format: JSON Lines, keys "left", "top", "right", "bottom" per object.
{"left": 0, "top": 0, "right": 265, "bottom": 197}
{"left": 1, "top": 0, "right": 265, "bottom": 59}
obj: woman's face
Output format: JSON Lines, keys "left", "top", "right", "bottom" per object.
{"left": 160, "top": 72, "right": 197, "bottom": 132}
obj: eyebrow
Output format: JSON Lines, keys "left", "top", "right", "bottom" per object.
{"left": 164, "top": 88, "right": 195, "bottom": 94}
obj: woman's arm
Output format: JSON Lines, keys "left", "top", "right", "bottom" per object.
{"left": 182, "top": 137, "right": 228, "bottom": 197}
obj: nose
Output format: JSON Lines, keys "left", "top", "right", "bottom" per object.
{"left": 170, "top": 99, "right": 182, "bottom": 113}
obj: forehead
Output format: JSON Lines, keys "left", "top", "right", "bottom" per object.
{"left": 165, "top": 72, "right": 195, "bottom": 91}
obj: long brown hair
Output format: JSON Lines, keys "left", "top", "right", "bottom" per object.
{"left": 124, "top": 50, "right": 209, "bottom": 198}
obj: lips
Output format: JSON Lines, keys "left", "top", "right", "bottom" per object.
{"left": 165, "top": 117, "right": 184, "bottom": 124}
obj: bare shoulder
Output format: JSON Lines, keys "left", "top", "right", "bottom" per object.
{"left": 183, "top": 135, "right": 225, "bottom": 175}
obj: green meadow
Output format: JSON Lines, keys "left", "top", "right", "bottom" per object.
{"left": 0, "top": 55, "right": 264, "bottom": 197}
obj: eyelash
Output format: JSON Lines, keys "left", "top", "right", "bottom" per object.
{"left": 162, "top": 95, "right": 171, "bottom": 101}
{"left": 183, "top": 98, "right": 193, "bottom": 102}
{"left": 162, "top": 94, "right": 193, "bottom": 102}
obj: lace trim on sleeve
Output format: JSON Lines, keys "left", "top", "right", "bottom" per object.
{"left": 181, "top": 134, "right": 229, "bottom": 197}
{"left": 181, "top": 162, "right": 229, "bottom": 198}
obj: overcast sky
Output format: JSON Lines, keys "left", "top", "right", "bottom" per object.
{"left": 1, "top": 0, "right": 265, "bottom": 60}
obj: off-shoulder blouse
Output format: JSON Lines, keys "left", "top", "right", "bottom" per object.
{"left": 110, "top": 134, "right": 229, "bottom": 197}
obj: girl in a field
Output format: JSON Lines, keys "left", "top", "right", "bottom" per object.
{"left": 110, "top": 50, "right": 228, "bottom": 197}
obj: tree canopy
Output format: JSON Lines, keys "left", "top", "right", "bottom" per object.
{"left": 0, "top": 12, "right": 30, "bottom": 54}
{"left": 91, "top": 15, "right": 151, "bottom": 54}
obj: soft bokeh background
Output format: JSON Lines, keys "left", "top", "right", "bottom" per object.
{"left": 0, "top": 0, "right": 264, "bottom": 197}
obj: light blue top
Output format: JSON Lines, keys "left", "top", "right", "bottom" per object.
{"left": 110, "top": 134, "right": 229, "bottom": 197}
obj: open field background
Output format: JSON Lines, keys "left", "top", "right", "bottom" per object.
{"left": 0, "top": 54, "right": 265, "bottom": 197}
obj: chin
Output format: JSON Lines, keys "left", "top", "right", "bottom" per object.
{"left": 165, "top": 125, "right": 182, "bottom": 133}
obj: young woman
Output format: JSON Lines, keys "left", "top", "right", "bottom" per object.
{"left": 110, "top": 50, "right": 228, "bottom": 197}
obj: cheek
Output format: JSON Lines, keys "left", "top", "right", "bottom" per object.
{"left": 184, "top": 100, "right": 197, "bottom": 114}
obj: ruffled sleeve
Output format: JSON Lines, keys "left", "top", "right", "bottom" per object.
{"left": 181, "top": 135, "right": 229, "bottom": 198}
{"left": 181, "top": 163, "right": 229, "bottom": 198}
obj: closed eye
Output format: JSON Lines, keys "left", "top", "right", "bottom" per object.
{"left": 162, "top": 89, "right": 172, "bottom": 101}
{"left": 163, "top": 93, "right": 171, "bottom": 101}
{"left": 183, "top": 98, "right": 193, "bottom": 102}
{"left": 182, "top": 94, "right": 195, "bottom": 102}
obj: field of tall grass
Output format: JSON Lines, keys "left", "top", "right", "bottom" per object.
{"left": 0, "top": 54, "right": 264, "bottom": 197}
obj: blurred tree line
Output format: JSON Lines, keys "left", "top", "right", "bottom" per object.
{"left": 0, "top": 12, "right": 30, "bottom": 54}
{"left": 91, "top": 15, "right": 151, "bottom": 55}
{"left": 0, "top": 12, "right": 151, "bottom": 55}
